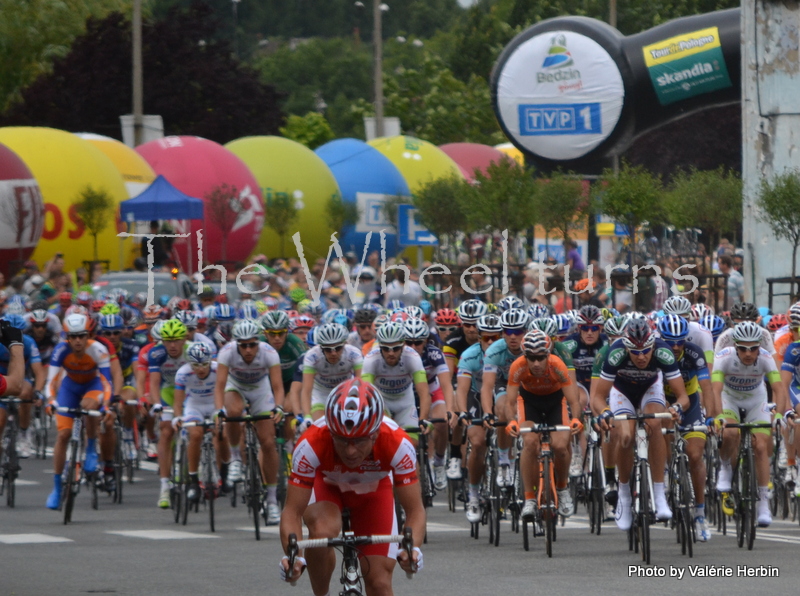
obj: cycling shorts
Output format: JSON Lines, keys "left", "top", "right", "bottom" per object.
{"left": 225, "top": 378, "right": 275, "bottom": 416}
{"left": 183, "top": 400, "right": 216, "bottom": 423}
{"left": 309, "top": 474, "right": 399, "bottom": 559}
{"left": 466, "top": 389, "right": 483, "bottom": 419}
{"left": 310, "top": 386, "right": 330, "bottom": 414}
{"left": 609, "top": 379, "right": 665, "bottom": 416}
{"left": 494, "top": 385, "right": 507, "bottom": 404}
{"left": 518, "top": 388, "right": 568, "bottom": 427}
{"left": 386, "top": 399, "right": 418, "bottom": 429}
{"left": 721, "top": 391, "right": 772, "bottom": 436}
{"left": 55, "top": 375, "right": 110, "bottom": 431}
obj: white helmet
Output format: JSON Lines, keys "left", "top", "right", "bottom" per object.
{"left": 315, "top": 323, "right": 349, "bottom": 346}
{"left": 732, "top": 321, "right": 763, "bottom": 344}
{"left": 63, "top": 313, "right": 89, "bottom": 334}
{"left": 403, "top": 318, "right": 430, "bottom": 340}
{"left": 663, "top": 296, "right": 692, "bottom": 317}
{"left": 376, "top": 321, "right": 406, "bottom": 345}
{"left": 233, "top": 319, "right": 261, "bottom": 341}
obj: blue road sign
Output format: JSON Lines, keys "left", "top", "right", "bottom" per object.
{"left": 397, "top": 204, "right": 439, "bottom": 247}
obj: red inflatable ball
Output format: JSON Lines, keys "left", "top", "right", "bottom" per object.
{"left": 136, "top": 136, "right": 264, "bottom": 270}
{"left": 439, "top": 143, "right": 514, "bottom": 182}
{"left": 0, "top": 142, "right": 44, "bottom": 279}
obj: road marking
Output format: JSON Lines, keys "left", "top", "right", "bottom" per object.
{"left": 139, "top": 461, "right": 159, "bottom": 472}
{"left": 0, "top": 533, "right": 73, "bottom": 544}
{"left": 427, "top": 522, "right": 469, "bottom": 532}
{"left": 237, "top": 526, "right": 279, "bottom": 534}
{"left": 15, "top": 479, "right": 39, "bottom": 486}
{"left": 107, "top": 529, "right": 218, "bottom": 540}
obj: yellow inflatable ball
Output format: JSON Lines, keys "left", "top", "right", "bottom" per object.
{"left": 494, "top": 142, "right": 526, "bottom": 167}
{"left": 225, "top": 136, "right": 341, "bottom": 261}
{"left": 367, "top": 136, "right": 464, "bottom": 193}
{"left": 0, "top": 127, "right": 128, "bottom": 273}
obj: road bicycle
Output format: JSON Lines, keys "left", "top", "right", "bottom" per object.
{"left": 286, "top": 509, "right": 415, "bottom": 596}
{"left": 665, "top": 424, "right": 707, "bottom": 558}
{"left": 704, "top": 429, "right": 722, "bottom": 531}
{"left": 55, "top": 406, "right": 102, "bottom": 524}
{"left": 0, "top": 397, "right": 34, "bottom": 507}
{"left": 584, "top": 415, "right": 606, "bottom": 535}
{"left": 32, "top": 397, "right": 50, "bottom": 460}
{"left": 770, "top": 421, "right": 792, "bottom": 521}
{"left": 518, "top": 423, "right": 571, "bottom": 557}
{"left": 181, "top": 419, "right": 220, "bottom": 532}
{"left": 613, "top": 412, "right": 673, "bottom": 565}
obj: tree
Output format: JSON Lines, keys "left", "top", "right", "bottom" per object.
{"left": 73, "top": 185, "right": 113, "bottom": 261}
{"left": 664, "top": 167, "right": 742, "bottom": 251}
{"left": 205, "top": 183, "right": 244, "bottom": 263}
{"left": 325, "top": 194, "right": 360, "bottom": 238}
{"left": 756, "top": 169, "right": 800, "bottom": 299}
{"left": 381, "top": 195, "right": 408, "bottom": 230}
{"left": 537, "top": 171, "right": 588, "bottom": 258}
{"left": 413, "top": 173, "right": 474, "bottom": 261}
{"left": 447, "top": 2, "right": 517, "bottom": 83}
{"left": 264, "top": 194, "right": 299, "bottom": 258}
{"left": 280, "top": 112, "right": 335, "bottom": 150}
{"left": 0, "top": 4, "right": 285, "bottom": 144}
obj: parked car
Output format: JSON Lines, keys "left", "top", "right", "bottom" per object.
{"left": 92, "top": 271, "right": 196, "bottom": 301}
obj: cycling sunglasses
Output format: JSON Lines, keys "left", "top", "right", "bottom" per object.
{"left": 525, "top": 354, "right": 547, "bottom": 362}
{"left": 503, "top": 328, "right": 525, "bottom": 336}
{"left": 627, "top": 347, "right": 652, "bottom": 356}
{"left": 32, "top": 323, "right": 48, "bottom": 329}
{"left": 481, "top": 335, "right": 501, "bottom": 343}
{"left": 735, "top": 345, "right": 760, "bottom": 353}
{"left": 67, "top": 333, "right": 88, "bottom": 339}
{"left": 405, "top": 340, "right": 426, "bottom": 346}
{"left": 266, "top": 330, "right": 287, "bottom": 336}
{"left": 580, "top": 325, "right": 601, "bottom": 332}
{"left": 662, "top": 339, "right": 685, "bottom": 347}
{"left": 380, "top": 345, "right": 403, "bottom": 353}
{"left": 356, "top": 324, "right": 372, "bottom": 330}
{"left": 322, "top": 345, "right": 344, "bottom": 354}
{"left": 438, "top": 326, "right": 459, "bottom": 333}
{"left": 237, "top": 341, "right": 260, "bottom": 349}
{"left": 462, "top": 322, "right": 477, "bottom": 329}
{"left": 102, "top": 330, "right": 122, "bottom": 336}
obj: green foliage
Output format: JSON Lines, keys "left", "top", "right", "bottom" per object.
{"left": 756, "top": 169, "right": 800, "bottom": 283}
{"left": 381, "top": 195, "right": 408, "bottom": 229}
{"left": 594, "top": 162, "right": 665, "bottom": 236}
{"left": 73, "top": 185, "right": 114, "bottom": 260}
{"left": 264, "top": 193, "right": 300, "bottom": 258}
{"left": 447, "top": 3, "right": 517, "bottom": 82}
{"left": 0, "top": 0, "right": 131, "bottom": 110}
{"left": 280, "top": 112, "right": 335, "bottom": 150}
{"left": 413, "top": 174, "right": 473, "bottom": 238}
{"left": 326, "top": 194, "right": 361, "bottom": 237}
{"left": 469, "top": 159, "right": 538, "bottom": 235}
{"left": 536, "top": 171, "right": 587, "bottom": 245}
{"left": 664, "top": 167, "right": 742, "bottom": 250}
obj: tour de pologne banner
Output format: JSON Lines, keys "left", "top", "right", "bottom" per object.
{"left": 642, "top": 27, "right": 732, "bottom": 106}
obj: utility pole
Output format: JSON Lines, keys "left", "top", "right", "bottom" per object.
{"left": 373, "top": 0, "right": 384, "bottom": 137}
{"left": 132, "top": 0, "right": 143, "bottom": 147}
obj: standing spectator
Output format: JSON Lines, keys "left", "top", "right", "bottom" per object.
{"left": 586, "top": 267, "right": 609, "bottom": 309}
{"left": 140, "top": 220, "right": 169, "bottom": 267}
{"left": 384, "top": 266, "right": 422, "bottom": 306}
{"left": 651, "top": 261, "right": 671, "bottom": 312}
{"left": 718, "top": 254, "right": 744, "bottom": 308}
{"left": 565, "top": 240, "right": 586, "bottom": 278}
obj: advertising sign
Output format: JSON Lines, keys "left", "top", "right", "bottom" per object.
{"left": 642, "top": 27, "right": 732, "bottom": 105}
{"left": 495, "top": 31, "right": 625, "bottom": 161}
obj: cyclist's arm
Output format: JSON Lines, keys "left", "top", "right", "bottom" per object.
{"left": 394, "top": 480, "right": 426, "bottom": 550}
{"left": 414, "top": 372, "right": 431, "bottom": 422}
{"left": 780, "top": 369, "right": 794, "bottom": 404}
{"left": 46, "top": 362, "right": 62, "bottom": 402}
{"left": 769, "top": 370, "right": 791, "bottom": 417}
{"left": 437, "top": 369, "right": 455, "bottom": 414}
{"left": 697, "top": 375, "right": 718, "bottom": 418}
{"left": 710, "top": 377, "right": 725, "bottom": 418}
{"left": 480, "top": 370, "right": 496, "bottom": 419}
{"left": 562, "top": 380, "right": 581, "bottom": 424}
{"left": 135, "top": 365, "right": 147, "bottom": 402}
{"left": 455, "top": 374, "right": 471, "bottom": 413}
{"left": 665, "top": 375, "right": 691, "bottom": 412}
{"left": 173, "top": 388, "right": 186, "bottom": 419}
{"left": 2, "top": 344, "right": 24, "bottom": 397}
{"left": 506, "top": 384, "right": 519, "bottom": 419}
{"left": 109, "top": 357, "right": 124, "bottom": 396}
{"left": 214, "top": 363, "right": 228, "bottom": 411}
{"left": 300, "top": 372, "right": 315, "bottom": 418}
{"left": 31, "top": 360, "right": 46, "bottom": 393}
{"left": 590, "top": 377, "right": 613, "bottom": 416}
{"left": 270, "top": 364, "right": 285, "bottom": 410}
{"left": 149, "top": 370, "right": 162, "bottom": 407}
{"left": 279, "top": 483, "right": 312, "bottom": 555}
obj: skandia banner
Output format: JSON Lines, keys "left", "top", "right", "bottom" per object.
{"left": 494, "top": 30, "right": 625, "bottom": 161}
{"left": 642, "top": 27, "right": 732, "bottom": 105}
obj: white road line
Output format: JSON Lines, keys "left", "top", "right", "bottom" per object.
{"left": 14, "top": 479, "right": 39, "bottom": 486}
{"left": 0, "top": 533, "right": 73, "bottom": 544}
{"left": 106, "top": 529, "right": 218, "bottom": 540}
{"left": 237, "top": 526, "right": 279, "bottom": 534}
{"left": 138, "top": 461, "right": 159, "bottom": 472}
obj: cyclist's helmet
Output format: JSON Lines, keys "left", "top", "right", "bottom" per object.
{"left": 315, "top": 323, "right": 349, "bottom": 347}
{"left": 238, "top": 304, "right": 260, "bottom": 321}
{"left": 404, "top": 305, "right": 425, "bottom": 321}
{"left": 262, "top": 310, "right": 290, "bottom": 331}
{"left": 528, "top": 317, "right": 558, "bottom": 338}
{"left": 691, "top": 303, "right": 714, "bottom": 321}
{"left": 458, "top": 299, "right": 488, "bottom": 323}
{"left": 262, "top": 296, "right": 279, "bottom": 311}
{"left": 58, "top": 291, "right": 73, "bottom": 306}
{"left": 626, "top": 311, "right": 648, "bottom": 323}
{"left": 604, "top": 315, "right": 629, "bottom": 338}
{"left": 354, "top": 309, "right": 378, "bottom": 325}
{"left": 578, "top": 305, "right": 604, "bottom": 326}
{"left": 375, "top": 321, "right": 406, "bottom": 345}
{"left": 30, "top": 309, "right": 49, "bottom": 324}
{"left": 305, "top": 327, "right": 317, "bottom": 347}
{"left": 768, "top": 313, "right": 787, "bottom": 332}
{"left": 120, "top": 307, "right": 140, "bottom": 328}
{"left": 90, "top": 299, "right": 106, "bottom": 313}
{"left": 160, "top": 319, "right": 187, "bottom": 340}
{"left": 142, "top": 304, "right": 162, "bottom": 323}
{"left": 65, "top": 305, "right": 88, "bottom": 317}
{"left": 657, "top": 314, "right": 688, "bottom": 342}
{"left": 622, "top": 319, "right": 655, "bottom": 351}
{"left": 63, "top": 313, "right": 90, "bottom": 334}
{"left": 552, "top": 313, "right": 573, "bottom": 337}
{"left": 99, "top": 302, "right": 120, "bottom": 316}
{"left": 215, "top": 321, "right": 234, "bottom": 344}
{"left": 404, "top": 318, "right": 430, "bottom": 340}
{"left": 663, "top": 296, "right": 692, "bottom": 317}
{"left": 175, "top": 310, "right": 199, "bottom": 329}
{"left": 789, "top": 302, "right": 800, "bottom": 327}
{"left": 499, "top": 308, "right": 529, "bottom": 330}
{"left": 99, "top": 314, "right": 123, "bottom": 331}
{"left": 419, "top": 300, "right": 433, "bottom": 316}
{"left": 730, "top": 302, "right": 760, "bottom": 322}
{"left": 186, "top": 342, "right": 213, "bottom": 365}
{"left": 527, "top": 303, "right": 550, "bottom": 320}
{"left": 76, "top": 291, "right": 92, "bottom": 307}
{"left": 434, "top": 308, "right": 460, "bottom": 327}
{"left": 477, "top": 314, "right": 502, "bottom": 335}
{"left": 291, "top": 314, "right": 316, "bottom": 330}
{"left": 373, "top": 314, "right": 390, "bottom": 330}
{"left": 213, "top": 303, "right": 235, "bottom": 323}
{"left": 700, "top": 314, "right": 726, "bottom": 340}
{"left": 732, "top": 321, "right": 763, "bottom": 343}
{"left": 151, "top": 320, "right": 165, "bottom": 342}
{"left": 388, "top": 299, "right": 405, "bottom": 311}
{"left": 233, "top": 319, "right": 261, "bottom": 341}
{"left": 325, "top": 379, "right": 385, "bottom": 439}
{"left": 4, "top": 302, "right": 25, "bottom": 316}
{"left": 175, "top": 298, "right": 193, "bottom": 312}
{"left": 2, "top": 314, "right": 26, "bottom": 330}
{"left": 390, "top": 311, "right": 410, "bottom": 324}
{"left": 522, "top": 330, "right": 550, "bottom": 355}
{"left": 496, "top": 296, "right": 524, "bottom": 314}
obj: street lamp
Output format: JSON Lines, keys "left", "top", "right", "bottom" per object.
{"left": 355, "top": 1, "right": 389, "bottom": 137}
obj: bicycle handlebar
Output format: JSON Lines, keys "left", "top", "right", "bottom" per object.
{"left": 613, "top": 412, "right": 673, "bottom": 422}
{"left": 519, "top": 424, "right": 571, "bottom": 434}
{"left": 180, "top": 419, "right": 216, "bottom": 429}
{"left": 55, "top": 406, "right": 102, "bottom": 417}
{"left": 294, "top": 534, "right": 406, "bottom": 549}
{"left": 662, "top": 425, "right": 708, "bottom": 434}
{"left": 0, "top": 397, "right": 35, "bottom": 405}
{"left": 220, "top": 412, "right": 275, "bottom": 423}
{"left": 723, "top": 422, "right": 774, "bottom": 429}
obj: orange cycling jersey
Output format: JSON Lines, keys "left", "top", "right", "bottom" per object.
{"left": 774, "top": 332, "right": 795, "bottom": 365}
{"left": 48, "top": 338, "right": 112, "bottom": 397}
{"left": 508, "top": 354, "right": 572, "bottom": 395}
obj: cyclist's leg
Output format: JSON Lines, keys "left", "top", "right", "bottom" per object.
{"left": 718, "top": 393, "right": 742, "bottom": 483}
{"left": 743, "top": 400, "right": 773, "bottom": 488}
{"left": 549, "top": 396, "right": 571, "bottom": 490}
{"left": 682, "top": 396, "right": 706, "bottom": 506}
{"left": 17, "top": 380, "right": 34, "bottom": 452}
{"left": 518, "top": 389, "right": 543, "bottom": 500}
{"left": 641, "top": 385, "right": 668, "bottom": 484}
{"left": 494, "top": 389, "right": 514, "bottom": 465}
{"left": 120, "top": 386, "right": 137, "bottom": 433}
{"left": 574, "top": 382, "right": 590, "bottom": 470}
{"left": 157, "top": 388, "right": 175, "bottom": 484}
{"left": 48, "top": 379, "right": 82, "bottom": 507}
{"left": 94, "top": 377, "right": 115, "bottom": 479}
{"left": 223, "top": 388, "right": 246, "bottom": 457}
{"left": 430, "top": 387, "right": 447, "bottom": 465}
{"left": 608, "top": 387, "right": 635, "bottom": 484}
{"left": 310, "top": 386, "right": 328, "bottom": 421}
{"left": 463, "top": 390, "right": 485, "bottom": 500}
{"left": 303, "top": 478, "right": 344, "bottom": 596}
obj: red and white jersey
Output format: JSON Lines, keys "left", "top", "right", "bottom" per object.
{"left": 290, "top": 417, "right": 418, "bottom": 495}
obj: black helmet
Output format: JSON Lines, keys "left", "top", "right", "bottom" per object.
{"left": 730, "top": 302, "right": 759, "bottom": 321}
{"left": 354, "top": 309, "right": 377, "bottom": 325}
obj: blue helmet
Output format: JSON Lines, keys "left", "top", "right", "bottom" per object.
{"left": 186, "top": 342, "right": 213, "bottom": 365}
{"left": 700, "top": 314, "right": 727, "bottom": 341}
{"left": 214, "top": 303, "right": 235, "bottom": 322}
{"left": 551, "top": 314, "right": 573, "bottom": 337}
{"left": 419, "top": 300, "right": 433, "bottom": 315}
{"left": 306, "top": 326, "right": 317, "bottom": 347}
{"left": 388, "top": 299, "right": 405, "bottom": 311}
{"left": 99, "top": 314, "right": 124, "bottom": 331}
{"left": 1, "top": 314, "right": 26, "bottom": 330}
{"left": 657, "top": 314, "right": 688, "bottom": 342}
{"left": 238, "top": 304, "right": 260, "bottom": 320}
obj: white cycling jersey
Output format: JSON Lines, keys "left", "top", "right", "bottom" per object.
{"left": 715, "top": 327, "right": 775, "bottom": 355}
{"left": 217, "top": 340, "right": 280, "bottom": 386}
{"left": 302, "top": 345, "right": 363, "bottom": 390}
{"left": 361, "top": 346, "right": 426, "bottom": 400}
{"left": 175, "top": 361, "right": 218, "bottom": 413}
{"left": 687, "top": 321, "right": 714, "bottom": 359}
{"left": 712, "top": 346, "right": 778, "bottom": 400}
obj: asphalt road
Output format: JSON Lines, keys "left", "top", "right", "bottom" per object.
{"left": 3, "top": 451, "right": 800, "bottom": 596}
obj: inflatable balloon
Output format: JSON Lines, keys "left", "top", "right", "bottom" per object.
{"left": 136, "top": 136, "right": 264, "bottom": 269}
{"left": 225, "top": 136, "right": 340, "bottom": 260}
{"left": 315, "top": 138, "right": 410, "bottom": 259}
{"left": 367, "top": 136, "right": 464, "bottom": 193}
{"left": 440, "top": 143, "right": 513, "bottom": 182}
{"left": 0, "top": 127, "right": 128, "bottom": 273}
{"left": 0, "top": 142, "right": 44, "bottom": 279}
{"left": 494, "top": 142, "right": 526, "bottom": 166}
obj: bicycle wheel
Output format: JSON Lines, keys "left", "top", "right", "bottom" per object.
{"left": 178, "top": 442, "right": 189, "bottom": 526}
{"left": 203, "top": 444, "right": 216, "bottom": 532}
{"left": 5, "top": 426, "right": 17, "bottom": 508}
{"left": 744, "top": 442, "right": 756, "bottom": 550}
{"left": 639, "top": 462, "right": 651, "bottom": 565}
{"left": 733, "top": 463, "right": 744, "bottom": 548}
{"left": 678, "top": 456, "right": 693, "bottom": 558}
{"left": 542, "top": 455, "right": 554, "bottom": 558}
{"left": 522, "top": 519, "right": 530, "bottom": 551}
{"left": 590, "top": 446, "right": 604, "bottom": 535}
{"left": 247, "top": 443, "right": 263, "bottom": 541}
{"left": 63, "top": 444, "right": 78, "bottom": 525}
{"left": 113, "top": 426, "right": 124, "bottom": 504}
{"left": 90, "top": 472, "right": 99, "bottom": 510}
{"left": 419, "top": 441, "right": 434, "bottom": 509}
{"left": 511, "top": 457, "right": 522, "bottom": 534}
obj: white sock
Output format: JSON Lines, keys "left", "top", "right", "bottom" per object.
{"left": 230, "top": 446, "right": 241, "bottom": 461}
{"left": 498, "top": 449, "right": 510, "bottom": 465}
{"left": 160, "top": 477, "right": 169, "bottom": 490}
{"left": 618, "top": 481, "right": 631, "bottom": 503}
{"left": 653, "top": 482, "right": 666, "bottom": 501}
{"left": 694, "top": 504, "right": 705, "bottom": 518}
{"left": 759, "top": 486, "right": 769, "bottom": 500}
{"left": 267, "top": 485, "right": 277, "bottom": 504}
